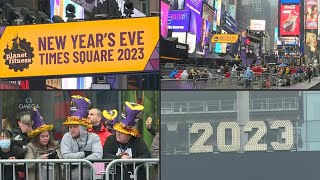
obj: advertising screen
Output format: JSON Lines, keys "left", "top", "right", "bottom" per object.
{"left": 185, "top": 0, "right": 203, "bottom": 47}
{"left": 161, "top": 1, "right": 170, "bottom": 38}
{"left": 169, "top": 0, "right": 185, "bottom": 10}
{"left": 305, "top": 0, "right": 318, "bottom": 30}
{"left": 187, "top": 33, "right": 197, "bottom": 53}
{"left": 280, "top": 0, "right": 301, "bottom": 4}
{"left": 172, "top": 32, "right": 187, "bottom": 43}
{"left": 228, "top": 5, "right": 236, "bottom": 19}
{"left": 50, "top": 0, "right": 84, "bottom": 21}
{"left": 280, "top": 5, "right": 300, "bottom": 36}
{"left": 161, "top": 91, "right": 320, "bottom": 180}
{"left": 213, "top": 8, "right": 217, "bottom": 31}
{"left": 215, "top": 0, "right": 222, "bottom": 26}
{"left": 168, "top": 10, "right": 190, "bottom": 32}
{"left": 202, "top": 4, "right": 215, "bottom": 23}
{"left": 306, "top": 32, "right": 317, "bottom": 52}
{"left": 196, "top": 19, "right": 211, "bottom": 55}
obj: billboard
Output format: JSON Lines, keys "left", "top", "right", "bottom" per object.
{"left": 203, "top": 4, "right": 215, "bottom": 23}
{"left": 280, "top": 5, "right": 300, "bottom": 36}
{"left": 168, "top": 10, "right": 190, "bottom": 32}
{"left": 172, "top": 32, "right": 187, "bottom": 43}
{"left": 305, "top": 0, "right": 318, "bottom": 30}
{"left": 169, "top": 0, "right": 185, "bottom": 10}
{"left": 0, "top": 17, "right": 159, "bottom": 78}
{"left": 280, "top": 0, "right": 301, "bottom": 4}
{"left": 228, "top": 5, "right": 236, "bottom": 20}
{"left": 187, "top": 33, "right": 197, "bottom": 53}
{"left": 196, "top": 19, "right": 211, "bottom": 55}
{"left": 306, "top": 32, "right": 317, "bottom": 51}
{"left": 250, "top": 20, "right": 266, "bottom": 31}
{"left": 225, "top": 12, "right": 237, "bottom": 33}
{"left": 215, "top": 0, "right": 222, "bottom": 26}
{"left": 50, "top": 0, "right": 84, "bottom": 21}
{"left": 161, "top": 1, "right": 170, "bottom": 38}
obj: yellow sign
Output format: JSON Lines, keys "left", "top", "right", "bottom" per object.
{"left": 211, "top": 34, "right": 238, "bottom": 43}
{"left": 0, "top": 17, "right": 159, "bottom": 78}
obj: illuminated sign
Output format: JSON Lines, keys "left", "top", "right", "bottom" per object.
{"left": 168, "top": 10, "right": 190, "bottom": 32}
{"left": 212, "top": 34, "right": 238, "bottom": 43}
{"left": 189, "top": 120, "right": 294, "bottom": 153}
{"left": 0, "top": 17, "right": 159, "bottom": 78}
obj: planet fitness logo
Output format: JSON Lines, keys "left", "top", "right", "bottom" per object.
{"left": 3, "top": 35, "right": 34, "bottom": 72}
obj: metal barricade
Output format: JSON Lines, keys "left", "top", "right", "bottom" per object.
{"left": 104, "top": 159, "right": 159, "bottom": 180}
{"left": 0, "top": 159, "right": 97, "bottom": 180}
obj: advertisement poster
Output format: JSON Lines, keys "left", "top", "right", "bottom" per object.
{"left": 50, "top": 0, "right": 84, "bottom": 21}
{"left": 0, "top": 17, "right": 159, "bottom": 78}
{"left": 169, "top": 0, "right": 186, "bottom": 10}
{"left": 185, "top": 0, "right": 203, "bottom": 47}
{"left": 280, "top": 5, "right": 300, "bottom": 36}
{"left": 203, "top": 4, "right": 215, "bottom": 23}
{"left": 187, "top": 33, "right": 197, "bottom": 53}
{"left": 161, "top": 1, "right": 170, "bottom": 38}
{"left": 215, "top": 0, "right": 222, "bottom": 26}
{"left": 306, "top": 32, "right": 317, "bottom": 52}
{"left": 228, "top": 5, "right": 236, "bottom": 20}
{"left": 172, "top": 32, "right": 187, "bottom": 43}
{"left": 168, "top": 10, "right": 190, "bottom": 32}
{"left": 305, "top": 0, "right": 318, "bottom": 30}
{"left": 196, "top": 19, "right": 211, "bottom": 55}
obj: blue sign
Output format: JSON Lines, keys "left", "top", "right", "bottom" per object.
{"left": 224, "top": 12, "right": 237, "bottom": 33}
{"left": 280, "top": 0, "right": 300, "bottom": 4}
{"left": 168, "top": 10, "right": 190, "bottom": 32}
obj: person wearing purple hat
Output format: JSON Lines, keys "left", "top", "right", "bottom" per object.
{"left": 103, "top": 101, "right": 151, "bottom": 180}
{"left": 60, "top": 95, "right": 103, "bottom": 180}
{"left": 24, "top": 107, "right": 62, "bottom": 180}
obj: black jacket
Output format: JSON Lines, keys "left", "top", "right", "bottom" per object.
{"left": 103, "top": 134, "right": 151, "bottom": 180}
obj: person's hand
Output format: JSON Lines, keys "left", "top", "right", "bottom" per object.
{"left": 121, "top": 154, "right": 131, "bottom": 159}
{"left": 8, "top": 156, "right": 15, "bottom": 160}
{"left": 40, "top": 154, "right": 48, "bottom": 159}
{"left": 146, "top": 117, "right": 152, "bottom": 129}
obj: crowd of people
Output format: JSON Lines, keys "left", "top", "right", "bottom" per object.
{"left": 0, "top": 95, "right": 159, "bottom": 180}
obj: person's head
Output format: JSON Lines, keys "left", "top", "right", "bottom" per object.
{"left": 32, "top": 130, "right": 57, "bottom": 149}
{"left": 88, "top": 108, "right": 103, "bottom": 126}
{"left": 116, "top": 130, "right": 132, "bottom": 144}
{"left": 19, "top": 113, "right": 33, "bottom": 133}
{"left": 0, "top": 129, "right": 12, "bottom": 149}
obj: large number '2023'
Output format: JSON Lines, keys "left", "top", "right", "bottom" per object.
{"left": 190, "top": 120, "right": 294, "bottom": 153}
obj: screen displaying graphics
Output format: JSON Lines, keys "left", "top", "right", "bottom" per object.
{"left": 280, "top": 5, "right": 300, "bottom": 36}
{"left": 185, "top": 0, "right": 203, "bottom": 45}
{"left": 169, "top": 0, "right": 185, "bottom": 10}
{"left": 281, "top": 0, "right": 301, "bottom": 4}
{"left": 306, "top": 32, "right": 317, "bottom": 52}
{"left": 215, "top": 0, "right": 222, "bottom": 26}
{"left": 213, "top": 8, "right": 217, "bottom": 31}
{"left": 161, "top": 91, "right": 320, "bottom": 180}
{"left": 50, "top": 0, "right": 84, "bottom": 21}
{"left": 168, "top": 10, "right": 190, "bottom": 32}
{"left": 202, "top": 4, "right": 215, "bottom": 23}
{"left": 172, "top": 32, "right": 187, "bottom": 43}
{"left": 305, "top": 0, "right": 318, "bottom": 30}
{"left": 187, "top": 33, "right": 197, "bottom": 53}
{"left": 161, "top": 1, "right": 170, "bottom": 38}
{"left": 196, "top": 19, "right": 211, "bottom": 55}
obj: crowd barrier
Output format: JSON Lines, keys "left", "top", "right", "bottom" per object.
{"left": 0, "top": 158, "right": 159, "bottom": 180}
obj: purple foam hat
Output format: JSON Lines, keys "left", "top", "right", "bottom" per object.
{"left": 28, "top": 107, "right": 54, "bottom": 138}
{"left": 121, "top": 102, "right": 144, "bottom": 127}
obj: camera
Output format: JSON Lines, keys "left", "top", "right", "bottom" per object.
{"left": 47, "top": 150, "right": 57, "bottom": 159}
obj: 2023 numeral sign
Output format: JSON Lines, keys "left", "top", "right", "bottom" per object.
{"left": 190, "top": 120, "right": 294, "bottom": 153}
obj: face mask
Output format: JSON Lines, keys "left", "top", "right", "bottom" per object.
{"left": 0, "top": 139, "right": 11, "bottom": 149}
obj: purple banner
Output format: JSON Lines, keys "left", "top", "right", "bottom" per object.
{"left": 185, "top": 0, "right": 203, "bottom": 16}
{"left": 188, "top": 11, "right": 203, "bottom": 45}
{"left": 168, "top": 10, "right": 190, "bottom": 32}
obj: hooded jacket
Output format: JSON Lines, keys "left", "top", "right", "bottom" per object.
{"left": 60, "top": 125, "right": 103, "bottom": 160}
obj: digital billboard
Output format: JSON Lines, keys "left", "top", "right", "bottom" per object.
{"left": 280, "top": 5, "right": 300, "bottom": 36}
{"left": 305, "top": 0, "right": 318, "bottom": 30}
{"left": 280, "top": 0, "right": 301, "bottom": 4}
{"left": 161, "top": 1, "right": 170, "bottom": 38}
{"left": 187, "top": 33, "right": 197, "bottom": 53}
{"left": 196, "top": 19, "right": 211, "bottom": 55}
{"left": 50, "top": 0, "right": 84, "bottom": 21}
{"left": 250, "top": 20, "right": 266, "bottom": 31}
{"left": 215, "top": 0, "right": 222, "bottom": 26}
{"left": 228, "top": 5, "right": 236, "bottom": 19}
{"left": 202, "top": 4, "right": 215, "bottom": 23}
{"left": 185, "top": 0, "right": 203, "bottom": 48}
{"left": 168, "top": 10, "right": 190, "bottom": 32}
{"left": 161, "top": 91, "right": 320, "bottom": 180}
{"left": 306, "top": 32, "right": 317, "bottom": 51}
{"left": 169, "top": 0, "right": 185, "bottom": 10}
